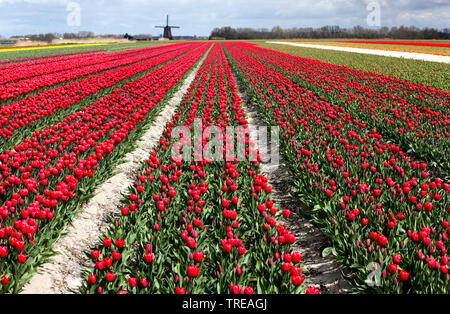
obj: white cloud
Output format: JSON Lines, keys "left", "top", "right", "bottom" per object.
{"left": 0, "top": 0, "right": 448, "bottom": 37}
{"left": 396, "top": 10, "right": 450, "bottom": 24}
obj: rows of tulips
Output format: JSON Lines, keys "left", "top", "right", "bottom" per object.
{"left": 79, "top": 43, "right": 317, "bottom": 294}
{"left": 0, "top": 43, "right": 210, "bottom": 293}
{"left": 0, "top": 50, "right": 106, "bottom": 65}
{"left": 236, "top": 43, "right": 450, "bottom": 178}
{"left": 0, "top": 43, "right": 195, "bottom": 102}
{"left": 0, "top": 46, "right": 155, "bottom": 85}
{"left": 224, "top": 42, "right": 450, "bottom": 293}
{"left": 261, "top": 43, "right": 450, "bottom": 93}
{"left": 0, "top": 43, "right": 200, "bottom": 151}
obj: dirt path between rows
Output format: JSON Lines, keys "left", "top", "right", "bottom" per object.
{"left": 233, "top": 73, "right": 351, "bottom": 294}
{"left": 21, "top": 51, "right": 209, "bottom": 294}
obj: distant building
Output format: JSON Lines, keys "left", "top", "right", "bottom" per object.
{"left": 134, "top": 34, "right": 153, "bottom": 41}
{"left": 124, "top": 33, "right": 153, "bottom": 41}
{"left": 0, "top": 38, "right": 17, "bottom": 44}
{"left": 209, "top": 36, "right": 225, "bottom": 40}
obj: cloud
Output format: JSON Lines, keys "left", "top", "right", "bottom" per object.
{"left": 0, "top": 0, "right": 448, "bottom": 37}
{"left": 396, "top": 10, "right": 450, "bottom": 25}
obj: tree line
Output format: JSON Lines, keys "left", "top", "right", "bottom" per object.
{"left": 10, "top": 31, "right": 123, "bottom": 42}
{"left": 210, "top": 25, "right": 450, "bottom": 40}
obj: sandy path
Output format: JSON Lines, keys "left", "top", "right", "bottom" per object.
{"left": 20, "top": 50, "right": 209, "bottom": 294}
{"left": 232, "top": 72, "right": 351, "bottom": 293}
{"left": 267, "top": 41, "right": 450, "bottom": 63}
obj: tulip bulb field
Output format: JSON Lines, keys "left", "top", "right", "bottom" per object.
{"left": 0, "top": 41, "right": 449, "bottom": 295}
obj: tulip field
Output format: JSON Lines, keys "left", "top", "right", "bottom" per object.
{"left": 224, "top": 42, "right": 450, "bottom": 293}
{"left": 0, "top": 40, "right": 449, "bottom": 294}
{"left": 79, "top": 44, "right": 305, "bottom": 295}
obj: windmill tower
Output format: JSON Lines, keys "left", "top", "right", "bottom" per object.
{"left": 155, "top": 15, "right": 180, "bottom": 40}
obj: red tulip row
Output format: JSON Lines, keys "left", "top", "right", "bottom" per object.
{"left": 249, "top": 43, "right": 450, "bottom": 120}
{"left": 233, "top": 43, "right": 450, "bottom": 177}
{"left": 257, "top": 43, "right": 450, "bottom": 104}
{"left": 0, "top": 46, "right": 153, "bottom": 85}
{"left": 0, "top": 43, "right": 210, "bottom": 293}
{"left": 0, "top": 43, "right": 195, "bottom": 101}
{"left": 224, "top": 42, "right": 450, "bottom": 293}
{"left": 0, "top": 43, "right": 201, "bottom": 148}
{"left": 79, "top": 43, "right": 317, "bottom": 294}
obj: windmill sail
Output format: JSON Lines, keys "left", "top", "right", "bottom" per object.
{"left": 155, "top": 15, "right": 180, "bottom": 40}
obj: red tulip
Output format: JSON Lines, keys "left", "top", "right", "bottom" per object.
{"left": 1, "top": 276, "right": 9, "bottom": 286}
{"left": 128, "top": 277, "right": 137, "bottom": 287}
{"left": 88, "top": 275, "right": 96, "bottom": 285}
{"left": 140, "top": 278, "right": 148, "bottom": 288}
{"left": 281, "top": 262, "right": 291, "bottom": 273}
{"left": 398, "top": 271, "right": 409, "bottom": 282}
{"left": 103, "top": 238, "right": 112, "bottom": 247}
{"left": 305, "top": 287, "right": 319, "bottom": 294}
{"left": 91, "top": 250, "right": 100, "bottom": 260}
{"left": 291, "top": 275, "right": 304, "bottom": 286}
{"left": 292, "top": 252, "right": 302, "bottom": 264}
{"left": 193, "top": 252, "right": 204, "bottom": 263}
{"left": 388, "top": 264, "right": 397, "bottom": 274}
{"left": 186, "top": 265, "right": 199, "bottom": 278}
{"left": 143, "top": 253, "right": 154, "bottom": 263}
{"left": 115, "top": 239, "right": 125, "bottom": 249}
{"left": 0, "top": 247, "right": 7, "bottom": 258}
{"left": 105, "top": 272, "right": 115, "bottom": 282}
{"left": 17, "top": 254, "right": 27, "bottom": 264}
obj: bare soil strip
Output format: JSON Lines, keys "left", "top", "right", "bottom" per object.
{"left": 232, "top": 72, "right": 351, "bottom": 294}
{"left": 21, "top": 51, "right": 209, "bottom": 294}
{"left": 268, "top": 41, "right": 450, "bottom": 63}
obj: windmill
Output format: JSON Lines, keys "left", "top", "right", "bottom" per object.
{"left": 155, "top": 15, "right": 180, "bottom": 40}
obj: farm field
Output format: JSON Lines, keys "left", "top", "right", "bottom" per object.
{"left": 266, "top": 41, "right": 450, "bottom": 65}
{"left": 0, "top": 40, "right": 449, "bottom": 295}
{"left": 258, "top": 42, "right": 450, "bottom": 91}
{"left": 274, "top": 40, "right": 450, "bottom": 54}
{"left": 0, "top": 42, "right": 179, "bottom": 62}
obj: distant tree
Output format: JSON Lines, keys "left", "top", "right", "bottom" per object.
{"left": 209, "top": 25, "right": 449, "bottom": 40}
{"left": 26, "top": 33, "right": 56, "bottom": 42}
{"left": 271, "top": 26, "right": 283, "bottom": 39}
{"left": 63, "top": 32, "right": 77, "bottom": 39}
{"left": 77, "top": 31, "right": 94, "bottom": 38}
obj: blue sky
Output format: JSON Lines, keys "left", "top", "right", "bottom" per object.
{"left": 0, "top": 0, "right": 449, "bottom": 37}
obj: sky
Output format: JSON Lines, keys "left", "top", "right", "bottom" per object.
{"left": 0, "top": 0, "right": 449, "bottom": 38}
